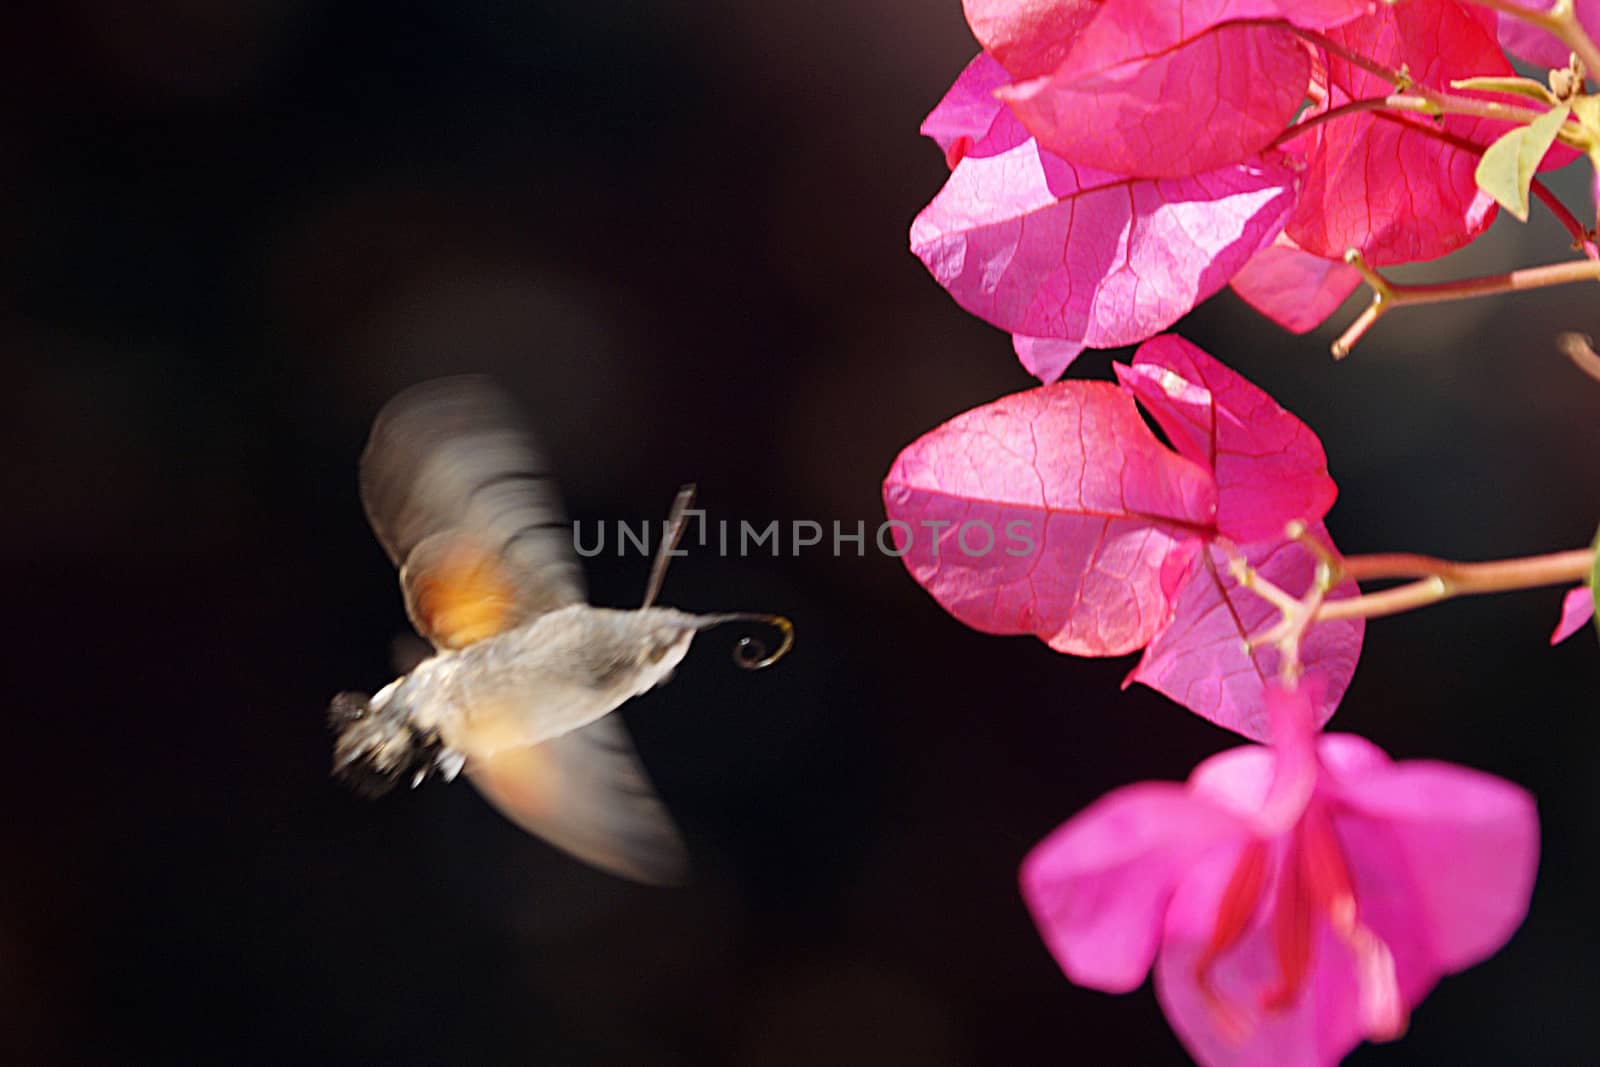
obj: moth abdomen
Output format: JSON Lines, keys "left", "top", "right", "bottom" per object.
{"left": 328, "top": 690, "right": 449, "bottom": 798}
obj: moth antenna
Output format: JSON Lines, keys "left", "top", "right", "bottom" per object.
{"left": 695, "top": 613, "right": 795, "bottom": 670}
{"left": 643, "top": 483, "right": 697, "bottom": 608}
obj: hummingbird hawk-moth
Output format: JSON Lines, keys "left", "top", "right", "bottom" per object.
{"left": 329, "top": 376, "right": 792, "bottom": 884}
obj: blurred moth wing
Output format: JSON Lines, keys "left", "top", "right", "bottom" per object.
{"left": 356, "top": 376, "right": 689, "bottom": 884}
{"left": 360, "top": 374, "right": 585, "bottom": 641}
{"left": 469, "top": 715, "right": 688, "bottom": 885}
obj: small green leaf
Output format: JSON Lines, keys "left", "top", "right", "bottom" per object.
{"left": 1474, "top": 105, "right": 1571, "bottom": 222}
{"left": 1571, "top": 95, "right": 1600, "bottom": 146}
{"left": 1590, "top": 522, "right": 1600, "bottom": 644}
{"left": 1451, "top": 76, "right": 1560, "bottom": 105}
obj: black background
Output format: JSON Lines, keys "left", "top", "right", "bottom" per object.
{"left": 4, "top": 2, "right": 1598, "bottom": 1064}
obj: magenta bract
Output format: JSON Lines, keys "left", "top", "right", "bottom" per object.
{"left": 1021, "top": 686, "right": 1539, "bottom": 1067}
{"left": 883, "top": 335, "right": 1362, "bottom": 737}
{"left": 1551, "top": 585, "right": 1595, "bottom": 645}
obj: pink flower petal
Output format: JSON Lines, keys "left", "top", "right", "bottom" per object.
{"left": 1156, "top": 874, "right": 1372, "bottom": 1067}
{"left": 961, "top": 0, "right": 1100, "bottom": 80}
{"left": 1021, "top": 782, "right": 1248, "bottom": 993}
{"left": 1550, "top": 585, "right": 1594, "bottom": 645}
{"left": 1332, "top": 759, "right": 1540, "bottom": 973}
{"left": 1012, "top": 333, "right": 1086, "bottom": 383}
{"left": 1285, "top": 0, "right": 1510, "bottom": 264}
{"left": 987, "top": 0, "right": 1369, "bottom": 176}
{"left": 1188, "top": 744, "right": 1277, "bottom": 817}
{"left": 1115, "top": 335, "right": 1337, "bottom": 543}
{"left": 910, "top": 142, "right": 1297, "bottom": 348}
{"left": 1125, "top": 532, "right": 1363, "bottom": 739}
{"left": 1229, "top": 235, "right": 1363, "bottom": 334}
{"left": 1498, "top": 0, "right": 1600, "bottom": 69}
{"left": 999, "top": 23, "right": 1309, "bottom": 178}
{"left": 881, "top": 382, "right": 1217, "bottom": 655}
{"left": 1022, "top": 25, "right": 1310, "bottom": 180}
{"left": 1313, "top": 732, "right": 1392, "bottom": 782}
{"left": 921, "top": 52, "right": 1030, "bottom": 168}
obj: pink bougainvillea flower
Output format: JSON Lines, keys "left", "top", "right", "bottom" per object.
{"left": 882, "top": 334, "right": 1363, "bottom": 737}
{"left": 1550, "top": 585, "right": 1595, "bottom": 644}
{"left": 1021, "top": 684, "right": 1539, "bottom": 1067}
{"left": 914, "top": 0, "right": 1559, "bottom": 370}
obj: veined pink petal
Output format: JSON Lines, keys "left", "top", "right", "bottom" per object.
{"left": 1550, "top": 585, "right": 1594, "bottom": 645}
{"left": 921, "top": 52, "right": 1030, "bottom": 168}
{"left": 962, "top": 0, "right": 1100, "bottom": 80}
{"left": 1125, "top": 532, "right": 1363, "bottom": 739}
{"left": 1498, "top": 0, "right": 1600, "bottom": 69}
{"left": 1021, "top": 783, "right": 1248, "bottom": 993}
{"left": 1013, "top": 333, "right": 1086, "bottom": 383}
{"left": 1331, "top": 759, "right": 1540, "bottom": 973}
{"left": 1115, "top": 335, "right": 1336, "bottom": 542}
{"left": 910, "top": 142, "right": 1297, "bottom": 348}
{"left": 1229, "top": 235, "right": 1363, "bottom": 334}
{"left": 882, "top": 382, "right": 1217, "bottom": 655}
{"left": 1064, "top": 0, "right": 1373, "bottom": 56}
{"left": 1285, "top": 0, "right": 1510, "bottom": 264}
{"left": 999, "top": 22, "right": 1310, "bottom": 178}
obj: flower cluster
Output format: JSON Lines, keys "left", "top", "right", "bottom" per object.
{"left": 888, "top": 1, "right": 1600, "bottom": 1062}
{"left": 912, "top": 0, "right": 1599, "bottom": 380}
{"left": 884, "top": 334, "right": 1362, "bottom": 737}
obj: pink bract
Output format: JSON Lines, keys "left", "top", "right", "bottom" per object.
{"left": 1021, "top": 686, "right": 1539, "bottom": 1067}
{"left": 1229, "top": 235, "right": 1363, "bottom": 334}
{"left": 1011, "top": 334, "right": 1086, "bottom": 383}
{"left": 997, "top": 21, "right": 1311, "bottom": 178}
{"left": 1282, "top": 0, "right": 1510, "bottom": 265}
{"left": 909, "top": 141, "right": 1297, "bottom": 355}
{"left": 1550, "top": 585, "right": 1595, "bottom": 645}
{"left": 882, "top": 335, "right": 1362, "bottom": 737}
{"left": 920, "top": 52, "right": 1030, "bottom": 168}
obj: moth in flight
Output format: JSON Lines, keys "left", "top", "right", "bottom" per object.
{"left": 329, "top": 377, "right": 792, "bottom": 884}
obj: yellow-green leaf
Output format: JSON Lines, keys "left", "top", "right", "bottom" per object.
{"left": 1474, "top": 105, "right": 1570, "bottom": 222}
{"left": 1590, "top": 523, "right": 1600, "bottom": 644}
{"left": 1571, "top": 95, "right": 1600, "bottom": 147}
{"left": 1451, "top": 76, "right": 1559, "bottom": 105}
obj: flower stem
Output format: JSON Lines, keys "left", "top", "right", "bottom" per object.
{"left": 1317, "top": 548, "right": 1594, "bottom": 622}
{"left": 1270, "top": 97, "right": 1395, "bottom": 147}
{"left": 1380, "top": 89, "right": 1552, "bottom": 130}
{"left": 1332, "top": 253, "right": 1600, "bottom": 358}
{"left": 1532, "top": 179, "right": 1600, "bottom": 259}
{"left": 1290, "top": 25, "right": 1583, "bottom": 136}
{"left": 1559, "top": 332, "right": 1600, "bottom": 382}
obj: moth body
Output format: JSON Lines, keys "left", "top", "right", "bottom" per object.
{"left": 382, "top": 605, "right": 701, "bottom": 762}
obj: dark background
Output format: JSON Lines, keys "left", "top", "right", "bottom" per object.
{"left": 4, "top": 2, "right": 1598, "bottom": 1064}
